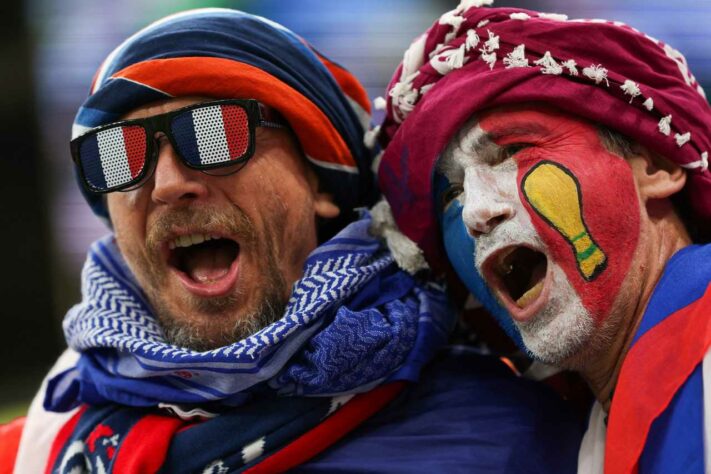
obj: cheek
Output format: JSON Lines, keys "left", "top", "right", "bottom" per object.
{"left": 106, "top": 194, "right": 151, "bottom": 265}
{"left": 515, "top": 147, "right": 640, "bottom": 323}
{"left": 433, "top": 173, "right": 525, "bottom": 348}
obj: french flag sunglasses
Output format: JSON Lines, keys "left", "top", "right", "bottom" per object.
{"left": 71, "top": 99, "right": 286, "bottom": 194}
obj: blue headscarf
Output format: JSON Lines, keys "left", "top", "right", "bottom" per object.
{"left": 72, "top": 8, "right": 377, "bottom": 224}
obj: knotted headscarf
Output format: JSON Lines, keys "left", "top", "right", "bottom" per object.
{"left": 377, "top": 1, "right": 711, "bottom": 268}
{"left": 73, "top": 8, "right": 377, "bottom": 226}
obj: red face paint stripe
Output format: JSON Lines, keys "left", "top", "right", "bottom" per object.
{"left": 605, "top": 282, "right": 711, "bottom": 474}
{"left": 220, "top": 104, "right": 249, "bottom": 160}
{"left": 112, "top": 58, "right": 356, "bottom": 170}
{"left": 121, "top": 126, "right": 147, "bottom": 179}
{"left": 477, "top": 107, "right": 639, "bottom": 324}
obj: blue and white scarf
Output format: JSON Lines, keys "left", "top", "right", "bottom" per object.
{"left": 44, "top": 213, "right": 454, "bottom": 411}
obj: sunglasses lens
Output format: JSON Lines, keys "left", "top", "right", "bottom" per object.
{"left": 171, "top": 103, "right": 250, "bottom": 167}
{"left": 78, "top": 125, "right": 148, "bottom": 191}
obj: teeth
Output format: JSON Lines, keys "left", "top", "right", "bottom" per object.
{"left": 515, "top": 279, "right": 544, "bottom": 308}
{"left": 170, "top": 233, "right": 217, "bottom": 249}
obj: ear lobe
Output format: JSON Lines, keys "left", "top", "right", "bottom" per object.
{"left": 628, "top": 149, "right": 686, "bottom": 202}
{"left": 314, "top": 192, "right": 341, "bottom": 219}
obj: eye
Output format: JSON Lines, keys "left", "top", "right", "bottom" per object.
{"left": 441, "top": 183, "right": 464, "bottom": 208}
{"left": 500, "top": 143, "right": 530, "bottom": 161}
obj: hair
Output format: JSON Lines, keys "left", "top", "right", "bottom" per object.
{"left": 597, "top": 126, "right": 706, "bottom": 243}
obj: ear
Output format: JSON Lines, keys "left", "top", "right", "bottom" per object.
{"left": 627, "top": 148, "right": 686, "bottom": 202}
{"left": 314, "top": 191, "right": 341, "bottom": 219}
{"left": 305, "top": 166, "right": 341, "bottom": 219}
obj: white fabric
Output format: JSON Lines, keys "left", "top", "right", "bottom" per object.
{"left": 522, "top": 361, "right": 561, "bottom": 382}
{"left": 14, "top": 349, "right": 80, "bottom": 474}
{"left": 193, "top": 106, "right": 231, "bottom": 164}
{"left": 97, "top": 127, "right": 132, "bottom": 187}
{"left": 577, "top": 400, "right": 606, "bottom": 474}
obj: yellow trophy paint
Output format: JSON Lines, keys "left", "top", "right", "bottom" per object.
{"left": 522, "top": 161, "right": 607, "bottom": 281}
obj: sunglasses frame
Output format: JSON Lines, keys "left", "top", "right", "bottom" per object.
{"left": 70, "top": 99, "right": 285, "bottom": 194}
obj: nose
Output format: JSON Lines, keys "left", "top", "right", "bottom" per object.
{"left": 150, "top": 136, "right": 209, "bottom": 205}
{"left": 461, "top": 171, "right": 515, "bottom": 238}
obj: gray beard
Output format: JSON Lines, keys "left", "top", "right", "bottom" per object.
{"left": 134, "top": 205, "right": 290, "bottom": 352}
{"left": 152, "top": 257, "right": 288, "bottom": 351}
{"left": 157, "top": 292, "right": 287, "bottom": 352}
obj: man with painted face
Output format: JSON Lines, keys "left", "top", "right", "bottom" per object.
{"left": 378, "top": 2, "right": 711, "bottom": 473}
{"left": 0, "top": 7, "right": 584, "bottom": 473}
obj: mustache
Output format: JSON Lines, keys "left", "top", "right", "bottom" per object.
{"left": 146, "top": 205, "right": 257, "bottom": 251}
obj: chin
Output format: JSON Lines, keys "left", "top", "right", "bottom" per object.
{"left": 152, "top": 287, "right": 287, "bottom": 351}
{"left": 515, "top": 263, "right": 595, "bottom": 366}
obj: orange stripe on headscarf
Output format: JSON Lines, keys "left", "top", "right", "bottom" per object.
{"left": 111, "top": 57, "right": 357, "bottom": 171}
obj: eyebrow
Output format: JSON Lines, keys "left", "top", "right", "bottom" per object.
{"left": 468, "top": 123, "right": 550, "bottom": 165}
{"left": 485, "top": 123, "right": 550, "bottom": 142}
{"left": 451, "top": 121, "right": 551, "bottom": 168}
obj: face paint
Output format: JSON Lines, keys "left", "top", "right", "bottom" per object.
{"left": 434, "top": 172, "right": 526, "bottom": 349}
{"left": 479, "top": 107, "right": 640, "bottom": 325}
{"left": 521, "top": 161, "right": 607, "bottom": 281}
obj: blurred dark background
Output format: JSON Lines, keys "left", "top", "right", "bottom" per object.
{"left": 2, "top": 0, "right": 710, "bottom": 419}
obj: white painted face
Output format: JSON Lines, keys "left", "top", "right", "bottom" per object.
{"left": 438, "top": 119, "right": 594, "bottom": 364}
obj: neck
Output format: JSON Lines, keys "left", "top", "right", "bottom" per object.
{"left": 581, "top": 203, "right": 691, "bottom": 412}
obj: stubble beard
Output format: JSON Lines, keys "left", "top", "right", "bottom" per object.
{"left": 515, "top": 260, "right": 595, "bottom": 367}
{"left": 126, "top": 206, "right": 289, "bottom": 352}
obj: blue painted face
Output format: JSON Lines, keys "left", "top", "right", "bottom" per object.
{"left": 433, "top": 171, "right": 525, "bottom": 349}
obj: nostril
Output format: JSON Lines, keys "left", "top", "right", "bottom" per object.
{"left": 179, "top": 191, "right": 200, "bottom": 201}
{"left": 464, "top": 208, "right": 513, "bottom": 238}
{"left": 469, "top": 228, "right": 484, "bottom": 239}
{"left": 487, "top": 214, "right": 507, "bottom": 229}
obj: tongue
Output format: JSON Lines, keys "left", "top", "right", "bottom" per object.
{"left": 183, "top": 246, "right": 234, "bottom": 283}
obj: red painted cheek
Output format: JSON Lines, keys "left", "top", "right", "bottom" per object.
{"left": 478, "top": 108, "right": 640, "bottom": 323}
{"left": 514, "top": 144, "right": 640, "bottom": 324}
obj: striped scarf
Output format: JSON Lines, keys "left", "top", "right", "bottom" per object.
{"left": 44, "top": 213, "right": 454, "bottom": 411}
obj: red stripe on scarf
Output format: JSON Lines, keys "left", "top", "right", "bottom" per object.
{"left": 605, "top": 282, "right": 711, "bottom": 473}
{"left": 245, "top": 382, "right": 406, "bottom": 473}
{"left": 44, "top": 406, "right": 87, "bottom": 474}
{"left": 111, "top": 414, "right": 186, "bottom": 473}
{"left": 111, "top": 58, "right": 357, "bottom": 172}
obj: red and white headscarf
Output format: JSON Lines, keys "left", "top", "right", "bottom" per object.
{"left": 377, "top": 1, "right": 711, "bottom": 267}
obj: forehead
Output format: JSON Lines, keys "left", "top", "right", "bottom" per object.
{"left": 476, "top": 104, "right": 589, "bottom": 140}
{"left": 442, "top": 104, "right": 596, "bottom": 167}
{"left": 121, "top": 96, "right": 213, "bottom": 121}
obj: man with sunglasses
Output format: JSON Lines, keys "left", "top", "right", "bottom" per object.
{"left": 2, "top": 8, "right": 583, "bottom": 473}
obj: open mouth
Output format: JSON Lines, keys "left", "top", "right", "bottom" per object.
{"left": 166, "top": 233, "right": 241, "bottom": 296}
{"left": 485, "top": 246, "right": 549, "bottom": 319}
